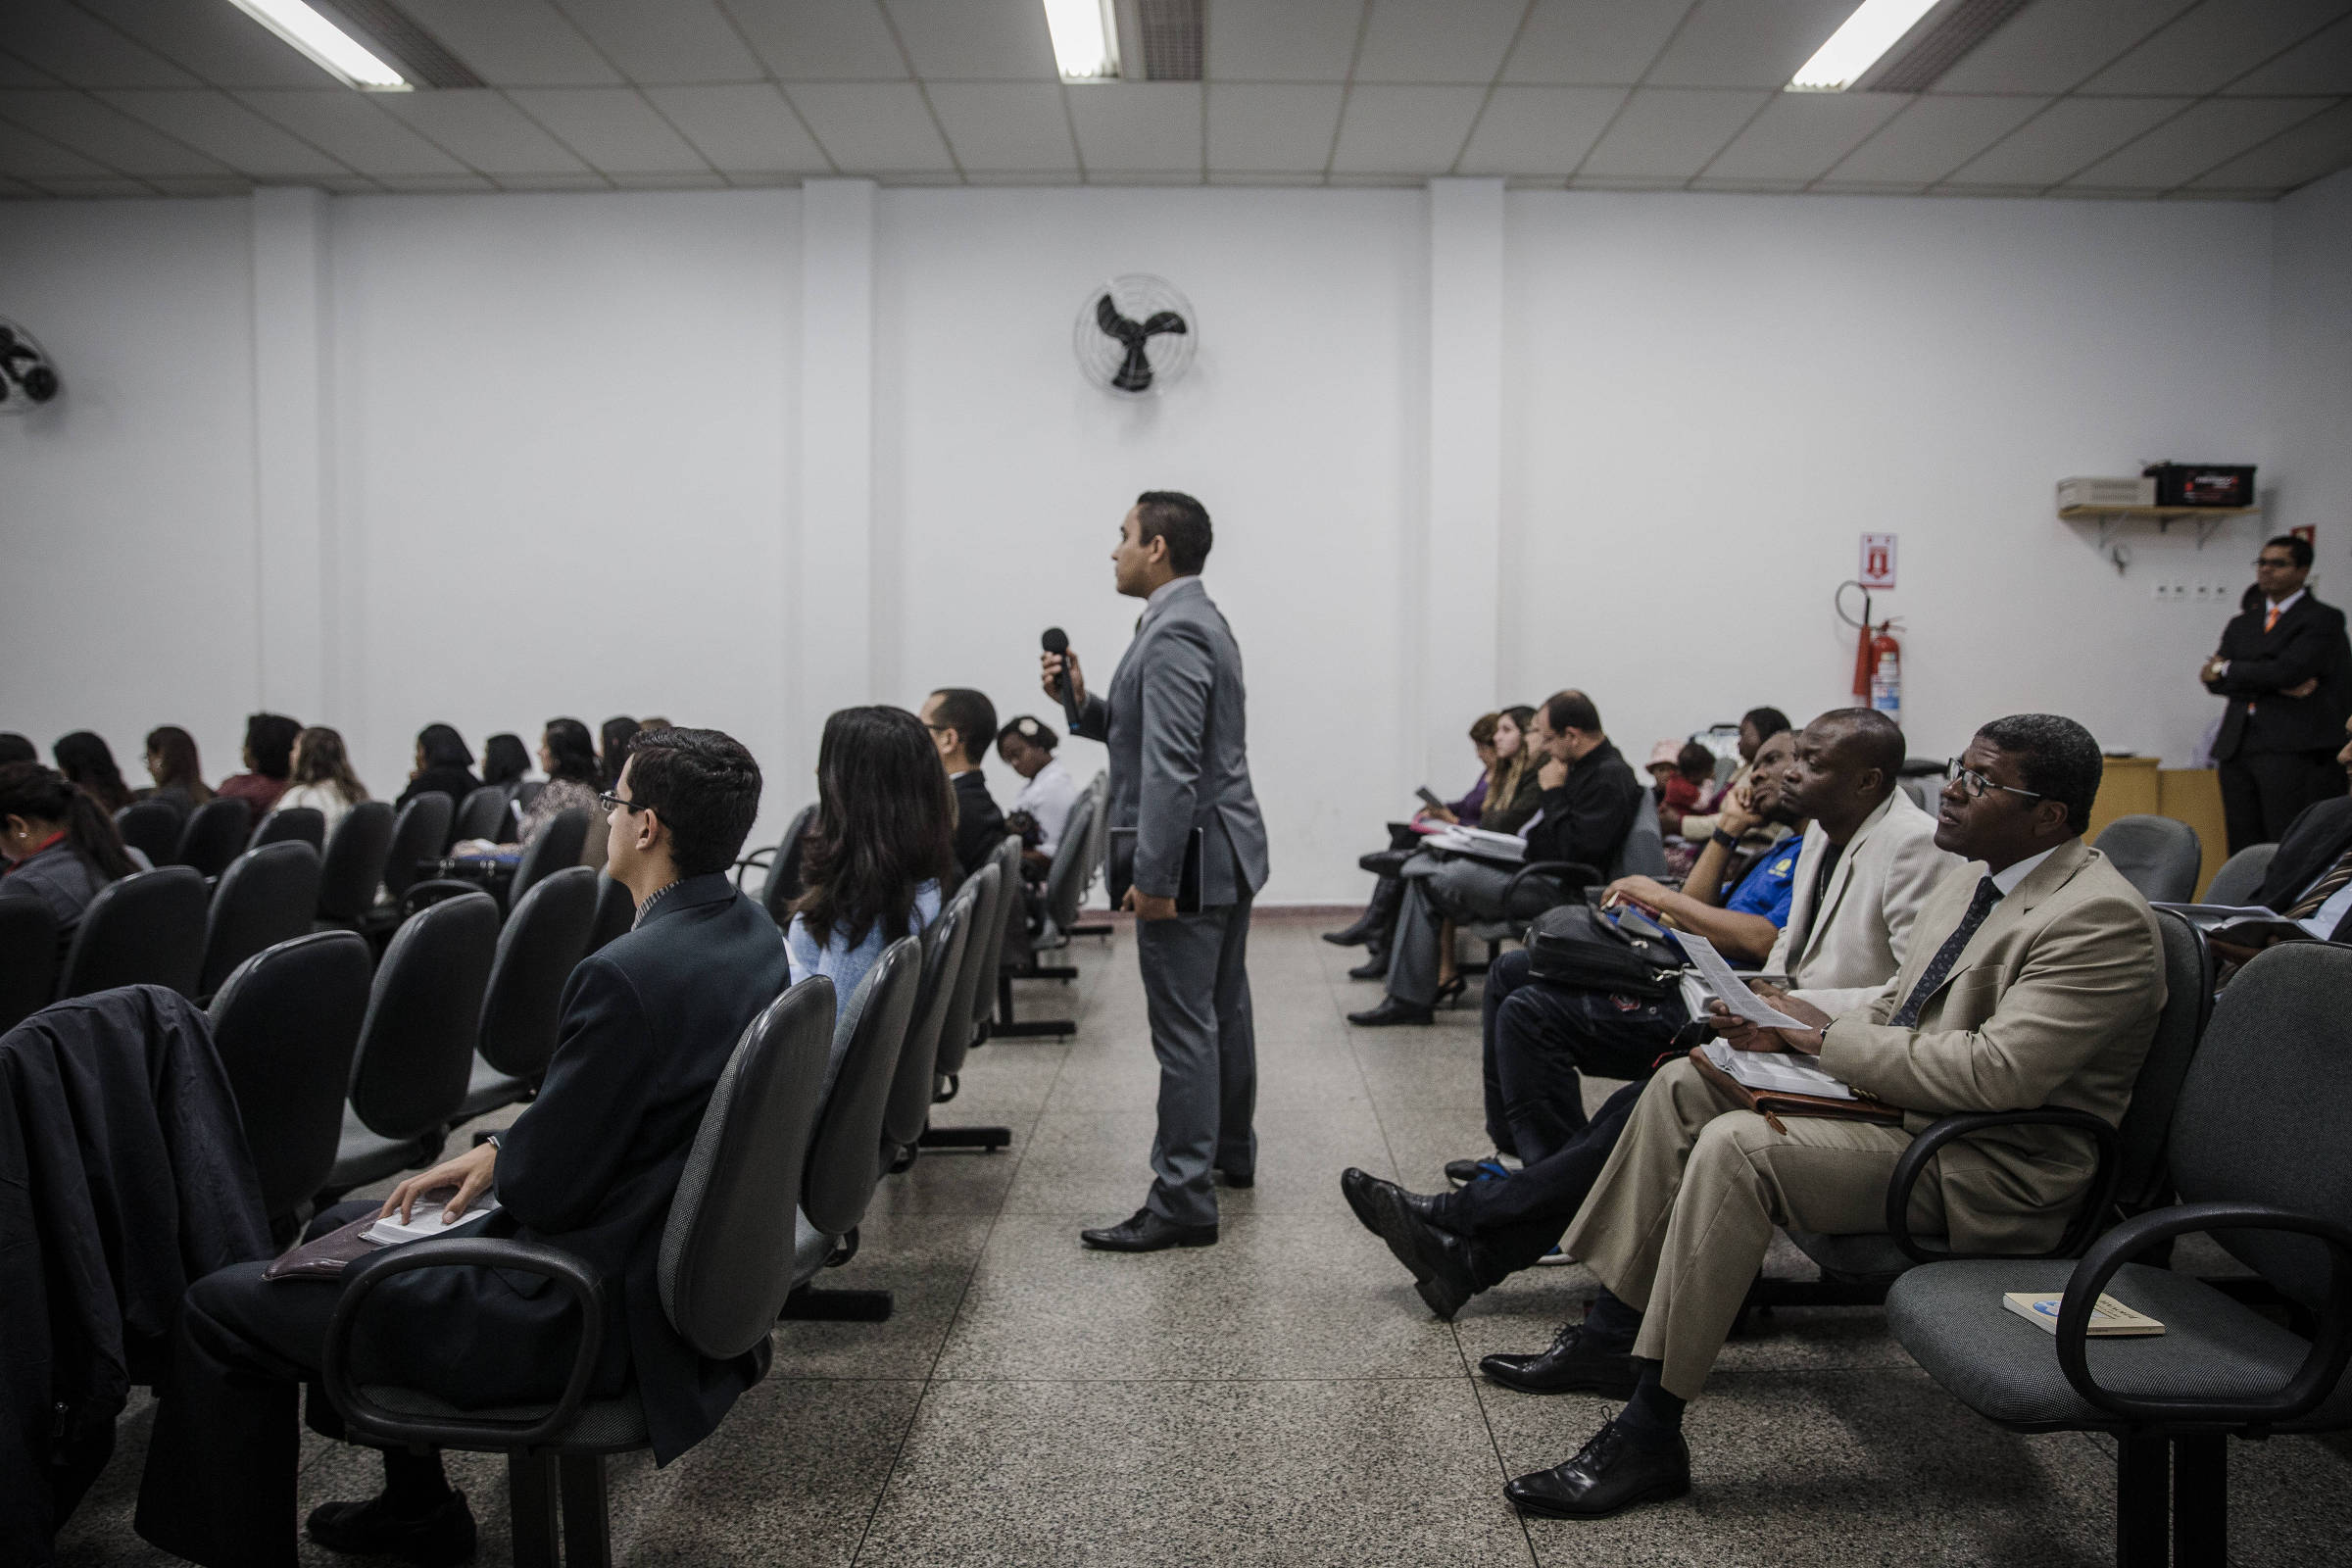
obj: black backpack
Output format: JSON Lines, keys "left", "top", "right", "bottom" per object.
{"left": 1522, "top": 905, "right": 1685, "bottom": 998}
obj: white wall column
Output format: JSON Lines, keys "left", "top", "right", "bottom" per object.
{"left": 1424, "top": 177, "right": 1504, "bottom": 781}
{"left": 797, "top": 179, "right": 877, "bottom": 766}
{"left": 250, "top": 186, "right": 333, "bottom": 718}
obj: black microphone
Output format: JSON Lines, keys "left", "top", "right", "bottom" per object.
{"left": 1043, "top": 627, "right": 1082, "bottom": 730}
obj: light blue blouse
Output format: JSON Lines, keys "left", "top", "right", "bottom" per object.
{"left": 785, "top": 880, "right": 943, "bottom": 1014}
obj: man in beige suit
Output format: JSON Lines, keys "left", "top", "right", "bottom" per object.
{"left": 1501, "top": 713, "right": 2165, "bottom": 1520}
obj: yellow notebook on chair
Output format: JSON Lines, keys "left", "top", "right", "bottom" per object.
{"left": 2003, "top": 1292, "right": 2164, "bottom": 1337}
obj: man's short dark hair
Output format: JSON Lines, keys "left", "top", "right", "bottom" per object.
{"left": 1976, "top": 713, "right": 2103, "bottom": 835}
{"left": 1135, "top": 491, "right": 1213, "bottom": 575}
{"left": 624, "top": 727, "right": 763, "bottom": 876}
{"left": 1545, "top": 689, "right": 1602, "bottom": 735}
{"left": 243, "top": 712, "right": 302, "bottom": 780}
{"left": 0, "top": 733, "right": 35, "bottom": 766}
{"left": 2267, "top": 533, "right": 2314, "bottom": 569}
{"left": 1812, "top": 708, "right": 1905, "bottom": 786}
{"left": 1742, "top": 706, "right": 1791, "bottom": 742}
{"left": 928, "top": 688, "right": 997, "bottom": 765}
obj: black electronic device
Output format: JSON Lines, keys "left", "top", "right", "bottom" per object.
{"left": 2143, "top": 462, "right": 2256, "bottom": 508}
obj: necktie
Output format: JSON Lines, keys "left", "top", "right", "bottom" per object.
{"left": 2265, "top": 604, "right": 2280, "bottom": 634}
{"left": 2285, "top": 845, "right": 2352, "bottom": 921}
{"left": 1889, "top": 876, "right": 2001, "bottom": 1029}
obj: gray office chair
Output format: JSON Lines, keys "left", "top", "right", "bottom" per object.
{"left": 990, "top": 833, "right": 1074, "bottom": 1040}
{"left": 586, "top": 873, "right": 634, "bottom": 953}
{"left": 316, "top": 802, "right": 396, "bottom": 930}
{"left": 918, "top": 861, "right": 1011, "bottom": 1155}
{"left": 250, "top": 807, "right": 324, "bottom": 852}
{"left": 376, "top": 792, "right": 456, "bottom": 912}
{"left": 882, "top": 877, "right": 977, "bottom": 1173}
{"left": 321, "top": 975, "right": 834, "bottom": 1568}
{"left": 1030, "top": 789, "right": 1101, "bottom": 954}
{"left": 1886, "top": 941, "right": 2352, "bottom": 1568}
{"left": 738, "top": 801, "right": 818, "bottom": 928}
{"left": 2201, "top": 841, "right": 2278, "bottom": 908}
{"left": 2093, "top": 813, "right": 2204, "bottom": 905}
{"left": 208, "top": 931, "right": 370, "bottom": 1236}
{"left": 452, "top": 866, "right": 599, "bottom": 1123}
{"left": 198, "top": 841, "right": 322, "bottom": 998}
{"left": 1068, "top": 774, "right": 1116, "bottom": 940}
{"left": 172, "top": 798, "right": 252, "bottom": 878}
{"left": 114, "top": 800, "right": 183, "bottom": 865}
{"left": 57, "top": 865, "right": 208, "bottom": 1000}
{"left": 450, "top": 784, "right": 513, "bottom": 847}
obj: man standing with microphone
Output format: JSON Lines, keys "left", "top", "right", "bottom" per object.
{"left": 1043, "top": 491, "right": 1268, "bottom": 1251}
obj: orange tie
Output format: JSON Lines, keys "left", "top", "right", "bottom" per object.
{"left": 2265, "top": 604, "right": 2280, "bottom": 633}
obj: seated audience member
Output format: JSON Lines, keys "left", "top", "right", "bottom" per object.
{"left": 0, "top": 761, "right": 140, "bottom": 950}
{"left": 1645, "top": 741, "right": 1707, "bottom": 821}
{"left": 480, "top": 731, "right": 531, "bottom": 797}
{"left": 1346, "top": 710, "right": 1954, "bottom": 1317}
{"left": 1429, "top": 711, "right": 1507, "bottom": 828}
{"left": 1673, "top": 706, "right": 1790, "bottom": 843}
{"left": 600, "top": 715, "right": 641, "bottom": 792}
{"left": 460, "top": 719, "right": 603, "bottom": 858}
{"left": 217, "top": 712, "right": 303, "bottom": 826}
{"left": 1350, "top": 691, "right": 1643, "bottom": 1026}
{"left": 138, "top": 725, "right": 215, "bottom": 817}
{"left": 270, "top": 726, "right": 368, "bottom": 837}
{"left": 0, "top": 733, "right": 36, "bottom": 765}
{"left": 136, "top": 727, "right": 784, "bottom": 1568}
{"left": 921, "top": 687, "right": 1007, "bottom": 876}
{"left": 394, "top": 723, "right": 480, "bottom": 810}
{"left": 997, "top": 714, "right": 1080, "bottom": 878}
{"left": 53, "top": 730, "right": 134, "bottom": 814}
{"left": 1492, "top": 714, "right": 2164, "bottom": 1521}
{"left": 788, "top": 706, "right": 955, "bottom": 1007}
{"left": 637, "top": 714, "right": 673, "bottom": 732}
{"left": 2208, "top": 712, "right": 2352, "bottom": 976}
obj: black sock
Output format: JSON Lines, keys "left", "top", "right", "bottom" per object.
{"left": 1581, "top": 1289, "right": 1642, "bottom": 1352}
{"left": 380, "top": 1447, "right": 453, "bottom": 1513}
{"left": 1613, "top": 1359, "right": 1686, "bottom": 1444}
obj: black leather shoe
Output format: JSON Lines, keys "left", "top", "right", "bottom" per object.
{"left": 1080, "top": 1207, "right": 1218, "bottom": 1251}
{"left": 1348, "top": 998, "right": 1433, "bottom": 1027}
{"left": 1215, "top": 1167, "right": 1254, "bottom": 1189}
{"left": 1479, "top": 1321, "right": 1640, "bottom": 1397}
{"left": 1353, "top": 1176, "right": 1477, "bottom": 1319}
{"left": 307, "top": 1491, "right": 478, "bottom": 1565}
{"left": 1348, "top": 953, "right": 1390, "bottom": 981}
{"left": 1504, "top": 1420, "right": 1690, "bottom": 1519}
{"left": 1322, "top": 910, "right": 1381, "bottom": 947}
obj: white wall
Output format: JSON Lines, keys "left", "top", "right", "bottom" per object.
{"left": 2269, "top": 169, "right": 2352, "bottom": 564}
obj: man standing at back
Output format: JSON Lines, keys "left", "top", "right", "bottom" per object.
{"left": 2202, "top": 533, "right": 2352, "bottom": 852}
{"left": 1043, "top": 491, "right": 1269, "bottom": 1251}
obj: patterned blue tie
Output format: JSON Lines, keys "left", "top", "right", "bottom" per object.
{"left": 1889, "top": 876, "right": 2001, "bottom": 1029}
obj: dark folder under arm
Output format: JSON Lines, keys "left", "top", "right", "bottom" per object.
{"left": 1108, "top": 826, "right": 1203, "bottom": 914}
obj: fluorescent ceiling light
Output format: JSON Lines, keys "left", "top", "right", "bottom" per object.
{"left": 224, "top": 0, "right": 409, "bottom": 90}
{"left": 1043, "top": 0, "right": 1119, "bottom": 80}
{"left": 1788, "top": 0, "right": 1941, "bottom": 91}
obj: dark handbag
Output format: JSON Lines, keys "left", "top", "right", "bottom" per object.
{"left": 1521, "top": 904, "right": 1683, "bottom": 997}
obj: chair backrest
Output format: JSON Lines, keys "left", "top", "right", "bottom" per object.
{"left": 115, "top": 800, "right": 183, "bottom": 864}
{"left": 209, "top": 930, "right": 371, "bottom": 1221}
{"left": 452, "top": 784, "right": 512, "bottom": 846}
{"left": 2092, "top": 813, "right": 2203, "bottom": 905}
{"left": 1612, "top": 786, "right": 1670, "bottom": 879}
{"left": 658, "top": 975, "right": 833, "bottom": 1358}
{"left": 512, "top": 808, "right": 589, "bottom": 906}
{"left": 317, "top": 801, "right": 396, "bottom": 922}
{"left": 2108, "top": 908, "right": 2215, "bottom": 1216}
{"left": 802, "top": 935, "right": 922, "bottom": 1238}
{"left": 200, "top": 841, "right": 322, "bottom": 996}
{"left": 0, "top": 897, "right": 59, "bottom": 1034}
{"left": 58, "top": 865, "right": 208, "bottom": 1000}
{"left": 477, "top": 865, "right": 598, "bottom": 1081}
{"left": 347, "top": 892, "right": 500, "bottom": 1142}
{"left": 586, "top": 872, "right": 634, "bottom": 953}
{"left": 1082, "top": 774, "right": 1111, "bottom": 894}
{"left": 2202, "top": 841, "right": 2278, "bottom": 908}
{"left": 935, "top": 860, "right": 1001, "bottom": 1081}
{"left": 173, "top": 797, "right": 253, "bottom": 877}
{"left": 881, "top": 881, "right": 976, "bottom": 1156}
{"left": 987, "top": 830, "right": 1028, "bottom": 972}
{"left": 761, "top": 802, "right": 820, "bottom": 927}
{"left": 1042, "top": 791, "right": 1101, "bottom": 935}
{"left": 381, "top": 793, "right": 455, "bottom": 901}
{"left": 251, "top": 807, "right": 324, "bottom": 852}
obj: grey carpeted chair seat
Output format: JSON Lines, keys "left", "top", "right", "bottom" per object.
{"left": 2200, "top": 841, "right": 2277, "bottom": 907}
{"left": 2092, "top": 813, "right": 2204, "bottom": 905}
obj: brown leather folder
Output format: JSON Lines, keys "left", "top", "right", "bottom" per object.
{"left": 1687, "top": 1045, "right": 1904, "bottom": 1136}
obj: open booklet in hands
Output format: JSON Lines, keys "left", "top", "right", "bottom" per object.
{"left": 261, "top": 1191, "right": 501, "bottom": 1281}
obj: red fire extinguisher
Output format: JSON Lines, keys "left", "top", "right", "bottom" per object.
{"left": 1838, "top": 583, "right": 1903, "bottom": 727}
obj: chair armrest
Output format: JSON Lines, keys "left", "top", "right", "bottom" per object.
{"left": 320, "top": 1236, "right": 608, "bottom": 1449}
{"left": 1501, "top": 860, "right": 1602, "bottom": 910}
{"left": 2054, "top": 1201, "right": 2352, "bottom": 1430}
{"left": 733, "top": 846, "right": 775, "bottom": 893}
{"left": 401, "top": 878, "right": 490, "bottom": 916}
{"left": 1884, "top": 1107, "right": 2122, "bottom": 1264}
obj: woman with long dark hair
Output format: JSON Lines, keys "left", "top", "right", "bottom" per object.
{"left": 218, "top": 712, "right": 303, "bottom": 826}
{"left": 140, "top": 725, "right": 216, "bottom": 816}
{"left": 273, "top": 726, "right": 369, "bottom": 836}
{"left": 599, "top": 716, "right": 641, "bottom": 792}
{"left": 395, "top": 723, "right": 480, "bottom": 809}
{"left": 53, "top": 731, "right": 133, "bottom": 814}
{"left": 480, "top": 732, "right": 530, "bottom": 791}
{"left": 789, "top": 706, "right": 957, "bottom": 1006}
{"left": 0, "top": 761, "right": 139, "bottom": 949}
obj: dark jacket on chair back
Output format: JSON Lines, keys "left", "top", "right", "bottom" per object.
{"left": 2206, "top": 592, "right": 2352, "bottom": 759}
{"left": 2253, "top": 794, "right": 2352, "bottom": 940}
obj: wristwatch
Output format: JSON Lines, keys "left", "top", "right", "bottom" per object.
{"left": 1710, "top": 828, "right": 1739, "bottom": 851}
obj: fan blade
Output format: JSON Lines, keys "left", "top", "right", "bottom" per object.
{"left": 1095, "top": 294, "right": 1146, "bottom": 344}
{"left": 1139, "top": 312, "right": 1188, "bottom": 337}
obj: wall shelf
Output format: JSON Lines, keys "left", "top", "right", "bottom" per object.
{"left": 2059, "top": 504, "right": 2260, "bottom": 554}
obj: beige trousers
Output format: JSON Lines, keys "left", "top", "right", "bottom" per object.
{"left": 1561, "top": 1057, "right": 1940, "bottom": 1401}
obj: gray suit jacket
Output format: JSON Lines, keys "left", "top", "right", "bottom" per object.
{"left": 1072, "top": 575, "right": 1269, "bottom": 906}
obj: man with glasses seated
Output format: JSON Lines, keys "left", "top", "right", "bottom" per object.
{"left": 2202, "top": 534, "right": 2352, "bottom": 854}
{"left": 1492, "top": 714, "right": 2165, "bottom": 1521}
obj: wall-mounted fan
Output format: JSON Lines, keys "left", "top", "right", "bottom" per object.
{"left": 1073, "top": 275, "right": 1195, "bottom": 396}
{"left": 0, "top": 317, "right": 60, "bottom": 414}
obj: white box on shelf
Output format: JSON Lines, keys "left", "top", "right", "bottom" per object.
{"left": 2058, "top": 476, "right": 2156, "bottom": 510}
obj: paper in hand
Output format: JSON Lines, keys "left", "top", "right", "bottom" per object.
{"left": 1678, "top": 930, "right": 1812, "bottom": 1030}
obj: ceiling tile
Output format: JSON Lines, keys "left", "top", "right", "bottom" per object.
{"left": 1351, "top": 0, "right": 1528, "bottom": 84}
{"left": 35, "top": 175, "right": 155, "bottom": 196}
{"left": 1203, "top": 0, "right": 1366, "bottom": 82}
{"left": 1455, "top": 84, "right": 1623, "bottom": 174}
{"left": 508, "top": 86, "right": 711, "bottom": 172}
{"left": 0, "top": 53, "right": 62, "bottom": 88}
{"left": 1823, "top": 93, "right": 2049, "bottom": 183}
{"left": 2079, "top": 0, "right": 2352, "bottom": 96}
{"left": 721, "top": 0, "right": 906, "bottom": 80}
{"left": 925, "top": 81, "right": 1075, "bottom": 170}
{"left": 1577, "top": 86, "right": 1768, "bottom": 177}
{"left": 375, "top": 172, "right": 500, "bottom": 192}
{"left": 1644, "top": 0, "right": 1866, "bottom": 89}
{"left": 99, "top": 88, "right": 352, "bottom": 177}
{"left": 2226, "top": 12, "right": 2352, "bottom": 93}
{"left": 235, "top": 89, "right": 472, "bottom": 176}
{"left": 2186, "top": 97, "right": 2352, "bottom": 190}
{"left": 75, "top": 0, "right": 336, "bottom": 88}
{"left": 0, "top": 118, "right": 118, "bottom": 178}
{"left": 0, "top": 174, "right": 42, "bottom": 194}
{"left": 1068, "top": 81, "right": 1200, "bottom": 172}
{"left": 550, "top": 0, "right": 764, "bottom": 83}
{"left": 1209, "top": 170, "right": 1326, "bottom": 184}
{"left": 642, "top": 82, "right": 830, "bottom": 172}
{"left": 1699, "top": 88, "right": 1903, "bottom": 180}
{"left": 1328, "top": 83, "right": 1486, "bottom": 172}
{"left": 1203, "top": 81, "right": 1345, "bottom": 171}
{"left": 1940, "top": 95, "right": 2188, "bottom": 186}
{"left": 606, "top": 171, "right": 730, "bottom": 188}
{"left": 881, "top": 0, "right": 1055, "bottom": 80}
{"left": 397, "top": 0, "right": 622, "bottom": 86}
{"left": 2065, "top": 95, "right": 2335, "bottom": 187}
{"left": 373, "top": 88, "right": 593, "bottom": 175}
{"left": 0, "top": 0, "right": 195, "bottom": 89}
{"left": 151, "top": 174, "right": 256, "bottom": 194}
{"left": 1936, "top": 0, "right": 2193, "bottom": 94}
{"left": 1502, "top": 0, "right": 1692, "bottom": 84}
{"left": 785, "top": 81, "right": 955, "bottom": 170}
{"left": 0, "top": 88, "right": 232, "bottom": 176}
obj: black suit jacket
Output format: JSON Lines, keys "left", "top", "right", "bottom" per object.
{"left": 951, "top": 769, "right": 1007, "bottom": 877}
{"left": 1526, "top": 738, "right": 1644, "bottom": 873}
{"left": 2206, "top": 592, "right": 2352, "bottom": 758}
{"left": 2251, "top": 794, "right": 2352, "bottom": 941}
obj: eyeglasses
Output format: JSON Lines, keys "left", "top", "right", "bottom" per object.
{"left": 598, "top": 791, "right": 650, "bottom": 814}
{"left": 1944, "top": 759, "right": 2044, "bottom": 804}
{"left": 2254, "top": 557, "right": 2297, "bottom": 569}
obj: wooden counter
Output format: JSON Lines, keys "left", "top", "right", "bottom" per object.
{"left": 2085, "top": 757, "right": 2228, "bottom": 899}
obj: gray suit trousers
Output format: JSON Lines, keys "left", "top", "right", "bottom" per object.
{"left": 1136, "top": 899, "right": 1257, "bottom": 1226}
{"left": 1385, "top": 855, "right": 1524, "bottom": 1007}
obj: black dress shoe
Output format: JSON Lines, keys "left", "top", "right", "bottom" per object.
{"left": 307, "top": 1491, "right": 478, "bottom": 1565}
{"left": 1348, "top": 998, "right": 1434, "bottom": 1027}
{"left": 1080, "top": 1207, "right": 1218, "bottom": 1251}
{"left": 1354, "top": 1176, "right": 1477, "bottom": 1319}
{"left": 1504, "top": 1420, "right": 1690, "bottom": 1519}
{"left": 1215, "top": 1167, "right": 1254, "bottom": 1189}
{"left": 1348, "top": 953, "right": 1391, "bottom": 981}
{"left": 1322, "top": 911, "right": 1381, "bottom": 946}
{"left": 1479, "top": 1321, "right": 1640, "bottom": 1397}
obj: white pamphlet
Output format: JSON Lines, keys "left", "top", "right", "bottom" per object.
{"left": 1677, "top": 930, "right": 1813, "bottom": 1030}
{"left": 1699, "top": 1037, "right": 1856, "bottom": 1101}
{"left": 1427, "top": 826, "right": 1528, "bottom": 863}
{"left": 361, "top": 1196, "right": 500, "bottom": 1247}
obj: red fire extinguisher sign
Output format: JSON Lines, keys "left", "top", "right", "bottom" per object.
{"left": 1860, "top": 533, "right": 1897, "bottom": 590}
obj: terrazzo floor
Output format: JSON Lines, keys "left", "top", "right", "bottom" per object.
{"left": 54, "top": 910, "right": 2352, "bottom": 1566}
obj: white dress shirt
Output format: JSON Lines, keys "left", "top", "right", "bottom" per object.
{"left": 1011, "top": 757, "right": 1080, "bottom": 854}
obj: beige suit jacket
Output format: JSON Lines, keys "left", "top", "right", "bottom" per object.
{"left": 1818, "top": 837, "right": 2165, "bottom": 1254}
{"left": 1768, "top": 788, "right": 1956, "bottom": 1015}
